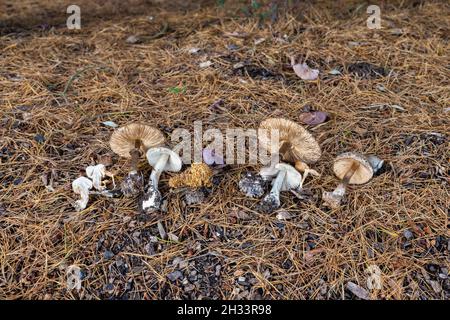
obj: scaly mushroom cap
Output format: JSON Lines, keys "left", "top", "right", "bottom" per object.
{"left": 259, "top": 118, "right": 321, "bottom": 165}
{"left": 109, "top": 123, "right": 165, "bottom": 158}
{"left": 169, "top": 163, "right": 213, "bottom": 188}
{"left": 333, "top": 152, "right": 373, "bottom": 185}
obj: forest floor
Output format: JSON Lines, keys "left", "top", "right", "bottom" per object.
{"left": 0, "top": 0, "right": 448, "bottom": 299}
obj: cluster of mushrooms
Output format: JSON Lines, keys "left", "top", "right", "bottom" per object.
{"left": 72, "top": 123, "right": 214, "bottom": 212}
{"left": 71, "top": 118, "right": 383, "bottom": 213}
{"left": 238, "top": 118, "right": 383, "bottom": 212}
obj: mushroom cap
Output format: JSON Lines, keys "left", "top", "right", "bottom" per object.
{"left": 109, "top": 123, "right": 165, "bottom": 158}
{"left": 146, "top": 147, "right": 182, "bottom": 172}
{"left": 72, "top": 176, "right": 93, "bottom": 194}
{"left": 333, "top": 152, "right": 373, "bottom": 184}
{"left": 259, "top": 118, "right": 321, "bottom": 164}
{"left": 274, "top": 163, "right": 302, "bottom": 191}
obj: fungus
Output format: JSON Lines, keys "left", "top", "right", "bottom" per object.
{"left": 141, "top": 147, "right": 182, "bottom": 213}
{"left": 259, "top": 118, "right": 321, "bottom": 184}
{"left": 322, "top": 152, "right": 374, "bottom": 208}
{"left": 72, "top": 176, "right": 93, "bottom": 211}
{"left": 259, "top": 163, "right": 302, "bottom": 213}
{"left": 85, "top": 164, "right": 108, "bottom": 191}
{"left": 109, "top": 123, "right": 165, "bottom": 196}
{"left": 168, "top": 163, "right": 213, "bottom": 189}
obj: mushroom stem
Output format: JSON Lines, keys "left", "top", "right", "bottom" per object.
{"left": 75, "top": 188, "right": 90, "bottom": 211}
{"left": 270, "top": 169, "right": 287, "bottom": 200}
{"left": 323, "top": 161, "right": 359, "bottom": 208}
{"left": 332, "top": 161, "right": 359, "bottom": 194}
{"left": 279, "top": 140, "right": 291, "bottom": 155}
{"left": 295, "top": 160, "right": 320, "bottom": 185}
{"left": 260, "top": 169, "right": 287, "bottom": 212}
{"left": 150, "top": 153, "right": 170, "bottom": 188}
{"left": 129, "top": 140, "right": 141, "bottom": 172}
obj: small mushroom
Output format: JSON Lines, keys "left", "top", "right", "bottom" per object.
{"left": 238, "top": 172, "right": 266, "bottom": 198}
{"left": 169, "top": 163, "right": 213, "bottom": 189}
{"left": 259, "top": 118, "right": 321, "bottom": 185}
{"left": 85, "top": 164, "right": 108, "bottom": 191}
{"left": 72, "top": 176, "right": 93, "bottom": 211}
{"left": 141, "top": 146, "right": 182, "bottom": 213}
{"left": 322, "top": 152, "right": 374, "bottom": 208}
{"left": 109, "top": 123, "right": 165, "bottom": 196}
{"left": 259, "top": 163, "right": 302, "bottom": 213}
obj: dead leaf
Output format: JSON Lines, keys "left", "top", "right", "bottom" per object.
{"left": 291, "top": 58, "right": 319, "bottom": 81}
{"left": 299, "top": 111, "right": 328, "bottom": 125}
{"left": 346, "top": 281, "right": 370, "bottom": 300}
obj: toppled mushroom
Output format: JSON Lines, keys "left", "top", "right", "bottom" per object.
{"left": 259, "top": 163, "right": 302, "bottom": 213}
{"left": 85, "top": 164, "right": 109, "bottom": 191}
{"left": 141, "top": 147, "right": 182, "bottom": 213}
{"left": 259, "top": 118, "right": 321, "bottom": 184}
{"left": 168, "top": 163, "right": 213, "bottom": 189}
{"left": 72, "top": 176, "right": 93, "bottom": 211}
{"left": 110, "top": 123, "right": 165, "bottom": 196}
{"left": 322, "top": 152, "right": 374, "bottom": 208}
{"left": 238, "top": 172, "right": 266, "bottom": 198}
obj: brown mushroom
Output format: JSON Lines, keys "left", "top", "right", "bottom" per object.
{"left": 322, "top": 152, "right": 374, "bottom": 208}
{"left": 109, "top": 123, "right": 165, "bottom": 196}
{"left": 259, "top": 118, "right": 321, "bottom": 184}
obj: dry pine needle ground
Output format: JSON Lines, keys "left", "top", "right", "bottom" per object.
{"left": 0, "top": 0, "right": 449, "bottom": 299}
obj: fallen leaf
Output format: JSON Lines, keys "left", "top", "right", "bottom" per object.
{"left": 328, "top": 69, "right": 342, "bottom": 75}
{"left": 254, "top": 38, "right": 265, "bottom": 45}
{"left": 299, "top": 111, "right": 328, "bottom": 125}
{"left": 276, "top": 210, "right": 292, "bottom": 221}
{"left": 346, "top": 281, "right": 370, "bottom": 300}
{"left": 102, "top": 121, "right": 118, "bottom": 128}
{"left": 291, "top": 58, "right": 319, "bottom": 81}
{"left": 199, "top": 61, "right": 213, "bottom": 68}
{"left": 188, "top": 47, "right": 201, "bottom": 54}
{"left": 126, "top": 35, "right": 141, "bottom": 44}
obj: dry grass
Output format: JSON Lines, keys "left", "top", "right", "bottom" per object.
{"left": 0, "top": 0, "right": 449, "bottom": 300}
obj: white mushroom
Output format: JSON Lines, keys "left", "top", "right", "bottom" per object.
{"left": 322, "top": 152, "right": 374, "bottom": 208}
{"left": 72, "top": 176, "right": 93, "bottom": 211}
{"left": 86, "top": 164, "right": 107, "bottom": 191}
{"left": 259, "top": 163, "right": 302, "bottom": 213}
{"left": 141, "top": 147, "right": 182, "bottom": 213}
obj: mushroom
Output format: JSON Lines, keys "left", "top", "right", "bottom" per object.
{"left": 238, "top": 172, "right": 266, "bottom": 198}
{"left": 141, "top": 146, "right": 182, "bottom": 213}
{"left": 109, "top": 123, "right": 165, "bottom": 196}
{"left": 72, "top": 176, "right": 93, "bottom": 211}
{"left": 259, "top": 163, "right": 302, "bottom": 213}
{"left": 367, "top": 155, "right": 384, "bottom": 173}
{"left": 85, "top": 164, "right": 109, "bottom": 191}
{"left": 259, "top": 118, "right": 321, "bottom": 185}
{"left": 168, "top": 163, "right": 213, "bottom": 189}
{"left": 322, "top": 152, "right": 374, "bottom": 208}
